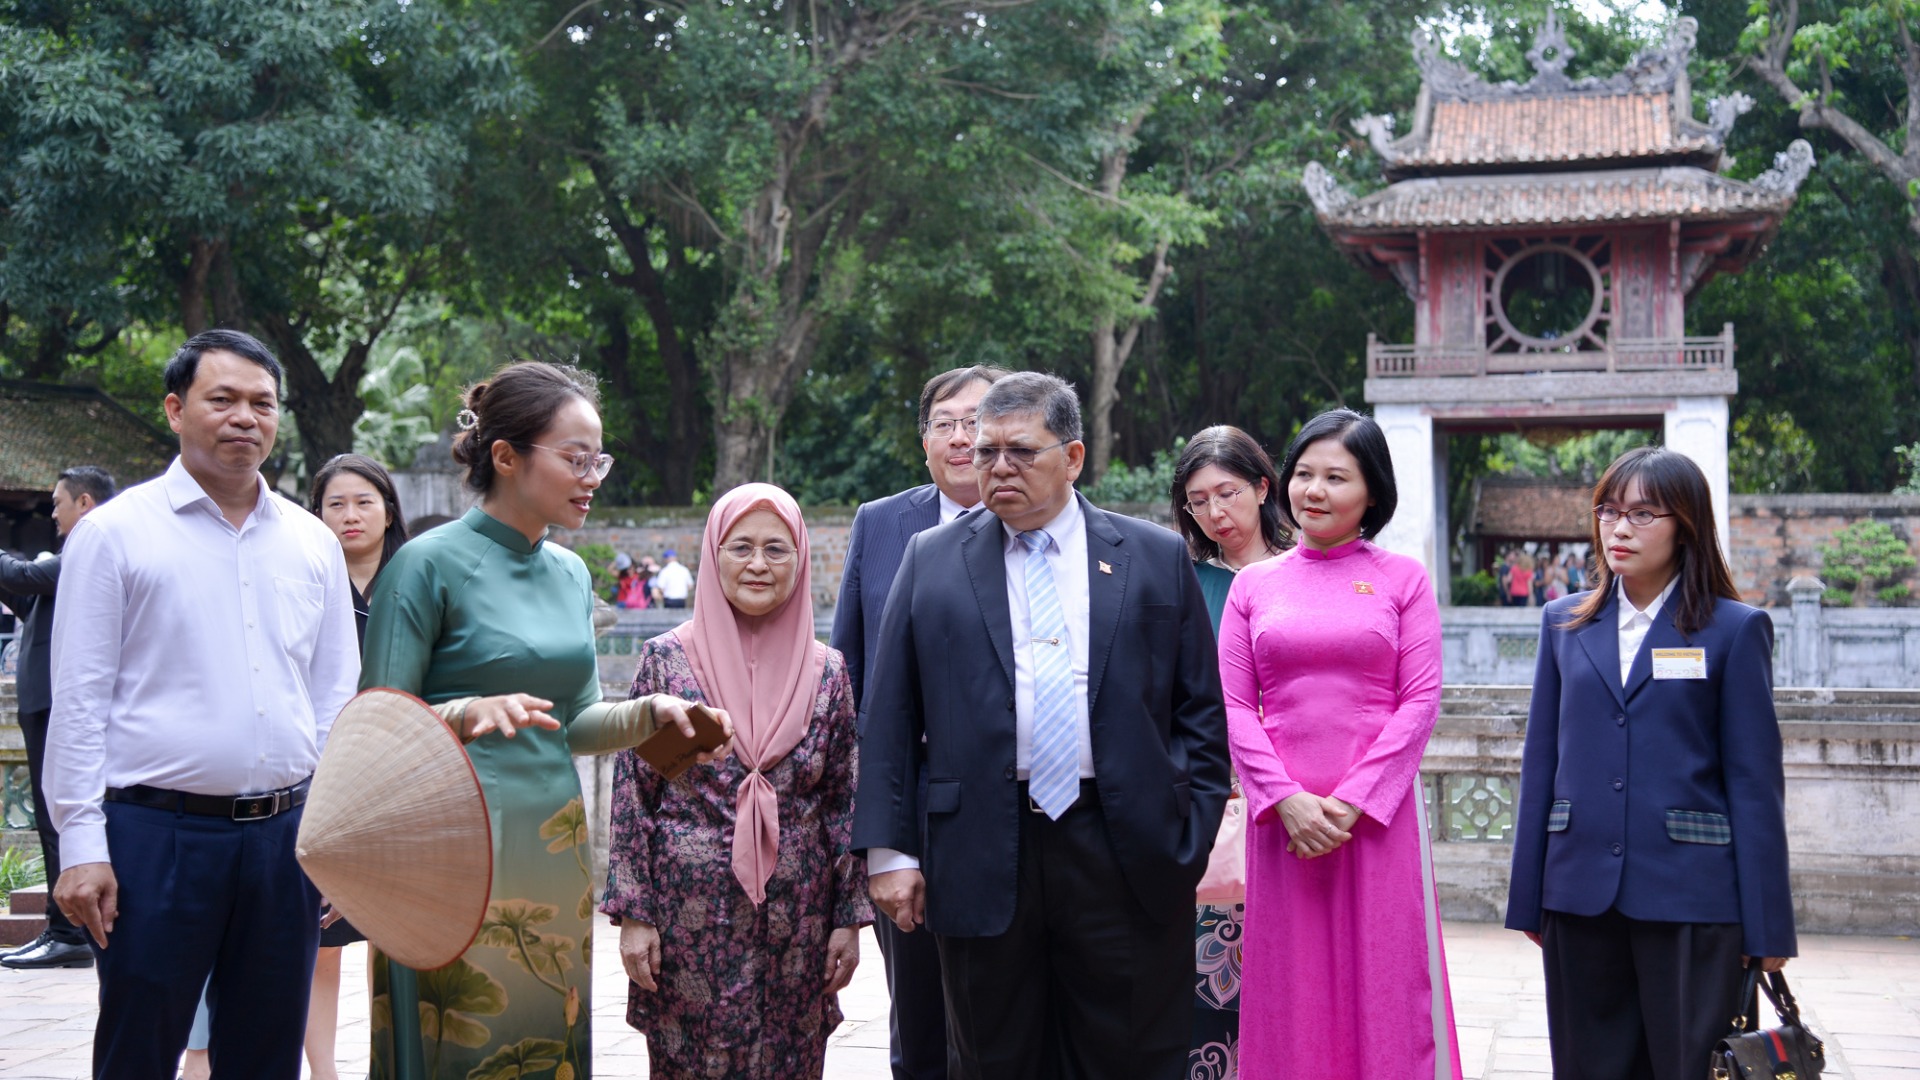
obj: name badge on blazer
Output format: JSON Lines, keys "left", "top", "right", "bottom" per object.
{"left": 1650, "top": 647, "right": 1707, "bottom": 680}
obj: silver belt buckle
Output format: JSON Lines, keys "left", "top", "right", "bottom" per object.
{"left": 231, "top": 792, "right": 280, "bottom": 822}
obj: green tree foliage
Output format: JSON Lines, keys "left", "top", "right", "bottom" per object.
{"left": 1819, "top": 518, "right": 1918, "bottom": 604}
{"left": 0, "top": 0, "right": 526, "bottom": 463}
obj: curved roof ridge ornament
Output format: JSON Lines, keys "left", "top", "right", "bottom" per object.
{"left": 1751, "top": 140, "right": 1816, "bottom": 198}
{"left": 1352, "top": 114, "right": 1398, "bottom": 161}
{"left": 1705, "top": 92, "right": 1755, "bottom": 144}
{"left": 1302, "top": 162, "right": 1354, "bottom": 216}
{"left": 1414, "top": 15, "right": 1700, "bottom": 102}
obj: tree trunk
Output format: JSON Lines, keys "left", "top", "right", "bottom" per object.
{"left": 256, "top": 314, "right": 369, "bottom": 469}
{"left": 1087, "top": 319, "right": 1122, "bottom": 485}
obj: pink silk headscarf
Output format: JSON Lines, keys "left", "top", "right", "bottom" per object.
{"left": 675, "top": 483, "right": 828, "bottom": 905}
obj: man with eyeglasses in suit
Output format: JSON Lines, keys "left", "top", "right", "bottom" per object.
{"left": 853, "top": 371, "right": 1230, "bottom": 1079}
{"left": 833, "top": 363, "right": 1007, "bottom": 1078}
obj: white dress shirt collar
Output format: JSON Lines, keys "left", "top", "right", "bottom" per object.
{"left": 998, "top": 496, "right": 1085, "bottom": 555}
{"left": 1616, "top": 573, "right": 1680, "bottom": 685}
{"left": 937, "top": 489, "right": 978, "bottom": 524}
{"left": 161, "top": 456, "right": 274, "bottom": 522}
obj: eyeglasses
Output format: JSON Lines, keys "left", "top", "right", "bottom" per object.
{"left": 971, "top": 441, "right": 1068, "bottom": 470}
{"left": 923, "top": 415, "right": 980, "bottom": 440}
{"left": 1185, "top": 484, "right": 1250, "bottom": 516}
{"left": 1593, "top": 505, "right": 1672, "bottom": 527}
{"left": 720, "top": 541, "right": 796, "bottom": 565}
{"left": 531, "top": 444, "right": 614, "bottom": 481}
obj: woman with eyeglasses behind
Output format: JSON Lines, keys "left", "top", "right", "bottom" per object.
{"left": 602, "top": 483, "right": 870, "bottom": 1078}
{"left": 1169, "top": 425, "right": 1289, "bottom": 1077}
{"left": 359, "top": 360, "right": 732, "bottom": 1080}
{"left": 1506, "top": 447, "right": 1794, "bottom": 1079}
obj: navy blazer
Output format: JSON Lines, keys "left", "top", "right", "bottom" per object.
{"left": 850, "top": 494, "right": 1231, "bottom": 937}
{"left": 1505, "top": 590, "right": 1796, "bottom": 958}
{"left": 830, "top": 483, "right": 941, "bottom": 712}
{"left": 0, "top": 551, "right": 59, "bottom": 713}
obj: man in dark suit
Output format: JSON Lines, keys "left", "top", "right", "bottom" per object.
{"left": 0, "top": 465, "right": 115, "bottom": 969}
{"left": 833, "top": 364, "right": 1007, "bottom": 1080}
{"left": 853, "top": 372, "right": 1230, "bottom": 1079}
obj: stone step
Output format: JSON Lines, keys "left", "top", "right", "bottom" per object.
{"left": 9, "top": 883, "right": 47, "bottom": 915}
{"left": 0, "top": 911, "right": 46, "bottom": 947}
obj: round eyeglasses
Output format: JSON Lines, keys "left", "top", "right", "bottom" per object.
{"left": 531, "top": 444, "right": 614, "bottom": 481}
{"left": 1185, "top": 484, "right": 1250, "bottom": 516}
{"left": 1593, "top": 505, "right": 1672, "bottom": 527}
{"left": 720, "top": 542, "right": 796, "bottom": 565}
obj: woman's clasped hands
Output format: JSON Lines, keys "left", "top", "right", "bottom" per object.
{"left": 1278, "top": 792, "right": 1361, "bottom": 859}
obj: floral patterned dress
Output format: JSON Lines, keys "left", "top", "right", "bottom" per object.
{"left": 602, "top": 633, "right": 871, "bottom": 1079}
{"left": 1193, "top": 559, "right": 1246, "bottom": 1079}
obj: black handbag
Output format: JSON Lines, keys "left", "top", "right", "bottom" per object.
{"left": 1709, "top": 968, "right": 1825, "bottom": 1079}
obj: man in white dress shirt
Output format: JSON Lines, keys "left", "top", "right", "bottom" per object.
{"left": 851, "top": 372, "right": 1229, "bottom": 1079}
{"left": 46, "top": 329, "right": 360, "bottom": 1080}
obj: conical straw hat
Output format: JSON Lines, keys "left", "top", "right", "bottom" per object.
{"left": 297, "top": 688, "right": 492, "bottom": 971}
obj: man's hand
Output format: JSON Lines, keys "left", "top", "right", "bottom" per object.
{"left": 54, "top": 862, "right": 118, "bottom": 948}
{"left": 822, "top": 927, "right": 860, "bottom": 994}
{"left": 869, "top": 869, "right": 925, "bottom": 933}
{"left": 651, "top": 696, "right": 736, "bottom": 764}
{"left": 620, "top": 921, "right": 663, "bottom": 991}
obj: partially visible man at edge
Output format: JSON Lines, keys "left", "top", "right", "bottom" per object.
{"left": 0, "top": 465, "right": 116, "bottom": 970}
{"left": 45, "top": 329, "right": 359, "bottom": 1079}
{"left": 832, "top": 363, "right": 1008, "bottom": 1079}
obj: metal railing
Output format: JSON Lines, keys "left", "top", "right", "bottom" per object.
{"left": 1368, "top": 324, "right": 1735, "bottom": 378}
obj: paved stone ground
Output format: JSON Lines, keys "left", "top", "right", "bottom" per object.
{"left": 1, "top": 919, "right": 1915, "bottom": 1078}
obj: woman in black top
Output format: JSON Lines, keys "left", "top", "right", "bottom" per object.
{"left": 307, "top": 453, "right": 410, "bottom": 1080}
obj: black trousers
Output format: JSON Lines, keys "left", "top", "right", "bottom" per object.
{"left": 1541, "top": 907, "right": 1747, "bottom": 1080}
{"left": 91, "top": 800, "right": 320, "bottom": 1080}
{"left": 936, "top": 792, "right": 1190, "bottom": 1080}
{"left": 876, "top": 912, "right": 950, "bottom": 1079}
{"left": 17, "top": 708, "right": 83, "bottom": 944}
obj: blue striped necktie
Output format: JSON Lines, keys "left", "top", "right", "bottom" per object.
{"left": 1020, "top": 529, "right": 1079, "bottom": 818}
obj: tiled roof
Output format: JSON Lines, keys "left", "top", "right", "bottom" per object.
{"left": 1403, "top": 94, "right": 1715, "bottom": 171}
{"left": 1318, "top": 165, "right": 1797, "bottom": 233}
{"left": 1468, "top": 476, "right": 1592, "bottom": 540}
{"left": 0, "top": 381, "right": 174, "bottom": 494}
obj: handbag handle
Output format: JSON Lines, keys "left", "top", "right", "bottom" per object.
{"left": 1731, "top": 966, "right": 1808, "bottom": 1035}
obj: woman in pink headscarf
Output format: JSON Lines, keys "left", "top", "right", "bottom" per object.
{"left": 602, "top": 483, "right": 871, "bottom": 1078}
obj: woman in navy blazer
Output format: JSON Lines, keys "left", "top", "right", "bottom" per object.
{"left": 1506, "top": 447, "right": 1795, "bottom": 1080}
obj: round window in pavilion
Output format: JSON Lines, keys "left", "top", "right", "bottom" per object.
{"left": 1493, "top": 244, "right": 1603, "bottom": 348}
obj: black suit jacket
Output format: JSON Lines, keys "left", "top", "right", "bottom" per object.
{"left": 851, "top": 493, "right": 1230, "bottom": 937}
{"left": 0, "top": 551, "right": 59, "bottom": 713}
{"left": 830, "top": 483, "right": 941, "bottom": 711}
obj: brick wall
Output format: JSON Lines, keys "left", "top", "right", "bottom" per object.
{"left": 1728, "top": 494, "right": 1920, "bottom": 607}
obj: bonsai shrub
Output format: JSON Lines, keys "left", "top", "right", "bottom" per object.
{"left": 1819, "top": 521, "right": 1917, "bottom": 607}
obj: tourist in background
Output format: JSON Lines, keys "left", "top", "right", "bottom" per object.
{"left": 605, "top": 483, "right": 869, "bottom": 1078}
{"left": 1218, "top": 407, "right": 1462, "bottom": 1079}
{"left": 360, "top": 360, "right": 729, "bottom": 1080}
{"left": 306, "top": 452, "right": 411, "bottom": 1080}
{"left": 653, "top": 547, "right": 694, "bottom": 608}
{"left": 1170, "top": 425, "right": 1289, "bottom": 1077}
{"left": 1506, "top": 447, "right": 1794, "bottom": 1080}
{"left": 831, "top": 363, "right": 1007, "bottom": 1079}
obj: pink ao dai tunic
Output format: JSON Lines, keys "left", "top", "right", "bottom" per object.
{"left": 1218, "top": 538, "right": 1463, "bottom": 1080}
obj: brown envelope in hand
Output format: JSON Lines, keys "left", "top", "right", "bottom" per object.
{"left": 636, "top": 702, "right": 728, "bottom": 780}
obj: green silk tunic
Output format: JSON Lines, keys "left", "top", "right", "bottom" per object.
{"left": 361, "top": 508, "right": 613, "bottom": 1080}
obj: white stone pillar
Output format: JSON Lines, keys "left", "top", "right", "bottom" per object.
{"left": 1663, "top": 396, "right": 1732, "bottom": 559}
{"left": 1372, "top": 403, "right": 1439, "bottom": 588}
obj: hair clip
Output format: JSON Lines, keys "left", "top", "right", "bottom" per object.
{"left": 456, "top": 408, "right": 479, "bottom": 431}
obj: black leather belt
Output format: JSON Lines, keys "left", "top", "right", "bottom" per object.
{"left": 104, "top": 778, "right": 311, "bottom": 822}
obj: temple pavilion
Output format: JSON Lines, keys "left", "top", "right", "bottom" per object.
{"left": 1304, "top": 14, "right": 1812, "bottom": 599}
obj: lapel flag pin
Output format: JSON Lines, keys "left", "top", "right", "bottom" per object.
{"left": 1098, "top": 560, "right": 1113, "bottom": 575}
{"left": 1353, "top": 581, "right": 1375, "bottom": 594}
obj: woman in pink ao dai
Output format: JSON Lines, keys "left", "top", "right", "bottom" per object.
{"left": 1218, "top": 409, "right": 1462, "bottom": 1080}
